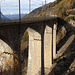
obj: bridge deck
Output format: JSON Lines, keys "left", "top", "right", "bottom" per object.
{"left": 0, "top": 17, "right": 57, "bottom": 26}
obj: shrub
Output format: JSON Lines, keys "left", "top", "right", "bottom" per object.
{"left": 22, "top": 31, "right": 29, "bottom": 43}
{"left": 62, "top": 11, "right": 67, "bottom": 17}
{"left": 72, "top": 1, "right": 75, "bottom": 8}
{"left": 59, "top": 6, "right": 63, "bottom": 11}
{"left": 56, "top": 0, "right": 62, "bottom": 4}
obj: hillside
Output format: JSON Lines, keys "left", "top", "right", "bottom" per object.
{"left": 38, "top": 0, "right": 75, "bottom": 21}
{"left": 22, "top": 7, "right": 42, "bottom": 19}
{"left": 5, "top": 13, "right": 27, "bottom": 20}
{"left": 0, "top": 12, "right": 10, "bottom": 21}
{"left": 22, "top": 0, "right": 75, "bottom": 22}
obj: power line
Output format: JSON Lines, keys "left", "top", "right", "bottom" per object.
{"left": 45, "top": 0, "right": 46, "bottom": 17}
{"left": 29, "top": 0, "right": 30, "bottom": 13}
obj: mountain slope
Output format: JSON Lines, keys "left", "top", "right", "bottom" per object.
{"left": 0, "top": 12, "right": 10, "bottom": 21}
{"left": 37, "top": 0, "right": 75, "bottom": 21}
{"left": 22, "top": 7, "right": 42, "bottom": 19}
{"left": 5, "top": 14, "right": 27, "bottom": 20}
{"left": 22, "top": 0, "right": 75, "bottom": 21}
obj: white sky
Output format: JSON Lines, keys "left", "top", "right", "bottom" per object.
{"left": 0, "top": 0, "right": 55, "bottom": 15}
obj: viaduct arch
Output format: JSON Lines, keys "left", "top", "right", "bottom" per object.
{"left": 0, "top": 17, "right": 58, "bottom": 75}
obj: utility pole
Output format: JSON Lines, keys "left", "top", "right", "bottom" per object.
{"left": 45, "top": 0, "right": 46, "bottom": 17}
{"left": 18, "top": 0, "right": 22, "bottom": 75}
{"left": 19, "top": 0, "right": 21, "bottom": 22}
{"left": 45, "top": 0, "right": 46, "bottom": 5}
{"left": 0, "top": 0, "right": 2, "bottom": 22}
{"left": 40, "top": 2, "right": 43, "bottom": 17}
{"left": 29, "top": 0, "right": 31, "bottom": 13}
{"left": 42, "top": 2, "right": 43, "bottom": 7}
{"left": 0, "top": 1, "right": 1, "bottom": 21}
{"left": 50, "top": 6, "right": 51, "bottom": 16}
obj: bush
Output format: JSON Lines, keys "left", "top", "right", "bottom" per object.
{"left": 56, "top": 0, "right": 62, "bottom": 4}
{"left": 65, "top": 16, "right": 75, "bottom": 21}
{"left": 67, "top": 11, "right": 75, "bottom": 15}
{"left": 70, "top": 11, "right": 75, "bottom": 15}
{"left": 22, "top": 31, "right": 29, "bottom": 43}
{"left": 59, "top": 6, "right": 63, "bottom": 11}
{"left": 62, "top": 11, "right": 67, "bottom": 17}
{"left": 72, "top": 1, "right": 75, "bottom": 8}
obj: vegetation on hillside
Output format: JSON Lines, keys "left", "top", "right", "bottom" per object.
{"left": 22, "top": 0, "right": 75, "bottom": 22}
{"left": 33, "top": 0, "right": 75, "bottom": 22}
{"left": 21, "top": 31, "right": 29, "bottom": 43}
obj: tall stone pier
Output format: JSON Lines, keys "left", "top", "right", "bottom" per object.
{"left": 44, "top": 25, "right": 52, "bottom": 72}
{"left": 53, "top": 24, "right": 57, "bottom": 59}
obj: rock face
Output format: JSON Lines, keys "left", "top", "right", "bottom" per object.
{"left": 56, "top": 26, "right": 67, "bottom": 44}
{"left": 66, "top": 71, "right": 75, "bottom": 75}
{"left": 48, "top": 20, "right": 75, "bottom": 75}
{"left": 69, "top": 19, "right": 75, "bottom": 27}
{"left": 69, "top": 60, "right": 75, "bottom": 72}
{"left": 49, "top": 52, "right": 75, "bottom": 75}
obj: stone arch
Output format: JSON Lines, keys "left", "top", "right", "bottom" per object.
{"left": 20, "top": 25, "right": 43, "bottom": 75}
{"left": 20, "top": 22, "right": 46, "bottom": 75}
{"left": 27, "top": 27, "right": 42, "bottom": 75}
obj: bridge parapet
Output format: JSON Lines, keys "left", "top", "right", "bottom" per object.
{"left": 0, "top": 16, "right": 57, "bottom": 26}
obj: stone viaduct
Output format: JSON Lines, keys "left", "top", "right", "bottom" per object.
{"left": 0, "top": 17, "right": 64, "bottom": 75}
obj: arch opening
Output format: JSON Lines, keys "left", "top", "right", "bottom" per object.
{"left": 20, "top": 29, "right": 29, "bottom": 75}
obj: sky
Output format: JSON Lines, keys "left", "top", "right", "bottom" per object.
{"left": 0, "top": 0, "right": 55, "bottom": 15}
